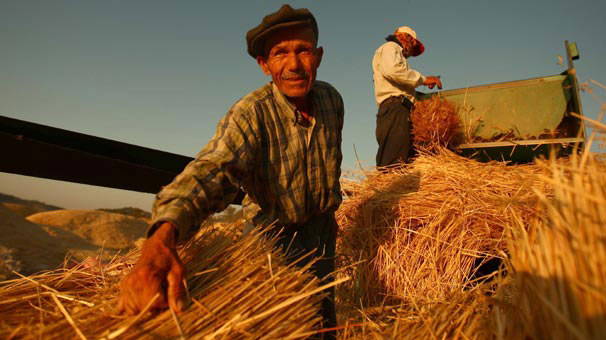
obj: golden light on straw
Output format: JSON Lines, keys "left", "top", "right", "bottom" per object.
{"left": 0, "top": 225, "right": 346, "bottom": 339}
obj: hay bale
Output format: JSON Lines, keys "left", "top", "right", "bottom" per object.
{"left": 411, "top": 96, "right": 463, "bottom": 148}
{"left": 336, "top": 148, "right": 544, "bottom": 307}
{"left": 0, "top": 226, "right": 342, "bottom": 339}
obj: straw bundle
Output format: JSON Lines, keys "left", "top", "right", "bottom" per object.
{"left": 411, "top": 96, "right": 463, "bottom": 149}
{"left": 0, "top": 226, "right": 343, "bottom": 339}
{"left": 494, "top": 151, "right": 606, "bottom": 340}
{"left": 336, "top": 147, "right": 544, "bottom": 307}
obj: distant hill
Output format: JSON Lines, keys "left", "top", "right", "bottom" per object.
{"left": 0, "top": 204, "right": 98, "bottom": 277}
{"left": 98, "top": 207, "right": 151, "bottom": 221}
{"left": 28, "top": 210, "right": 148, "bottom": 249}
{"left": 0, "top": 193, "right": 62, "bottom": 217}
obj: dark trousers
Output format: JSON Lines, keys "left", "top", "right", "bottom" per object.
{"left": 375, "top": 97, "right": 413, "bottom": 166}
{"left": 273, "top": 212, "right": 337, "bottom": 340}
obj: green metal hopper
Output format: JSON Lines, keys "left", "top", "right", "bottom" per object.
{"left": 418, "top": 41, "right": 585, "bottom": 163}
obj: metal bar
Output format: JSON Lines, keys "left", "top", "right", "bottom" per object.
{"left": 458, "top": 137, "right": 585, "bottom": 149}
{"left": 1, "top": 115, "right": 192, "bottom": 174}
{"left": 1, "top": 130, "right": 180, "bottom": 194}
{"left": 458, "top": 142, "right": 582, "bottom": 164}
{"left": 0, "top": 115, "right": 245, "bottom": 204}
{"left": 565, "top": 40, "right": 586, "bottom": 140}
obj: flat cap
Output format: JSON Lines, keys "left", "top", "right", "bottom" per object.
{"left": 246, "top": 4, "right": 318, "bottom": 58}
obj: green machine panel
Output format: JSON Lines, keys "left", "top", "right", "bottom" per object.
{"left": 418, "top": 71, "right": 585, "bottom": 163}
{"left": 419, "top": 75, "right": 573, "bottom": 140}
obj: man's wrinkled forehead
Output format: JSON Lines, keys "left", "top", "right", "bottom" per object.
{"left": 262, "top": 26, "right": 318, "bottom": 56}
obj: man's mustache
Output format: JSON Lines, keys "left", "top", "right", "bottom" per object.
{"left": 281, "top": 70, "right": 309, "bottom": 80}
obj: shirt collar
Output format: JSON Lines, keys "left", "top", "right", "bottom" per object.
{"left": 271, "top": 82, "right": 317, "bottom": 126}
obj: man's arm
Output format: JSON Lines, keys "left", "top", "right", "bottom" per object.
{"left": 118, "top": 109, "right": 258, "bottom": 315}
{"left": 152, "top": 109, "right": 258, "bottom": 241}
{"left": 378, "top": 43, "right": 442, "bottom": 90}
{"left": 378, "top": 43, "right": 425, "bottom": 88}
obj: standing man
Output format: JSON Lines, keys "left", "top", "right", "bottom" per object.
{"left": 372, "top": 26, "right": 442, "bottom": 166}
{"left": 117, "top": 4, "right": 343, "bottom": 339}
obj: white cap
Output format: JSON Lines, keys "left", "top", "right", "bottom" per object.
{"left": 396, "top": 26, "right": 418, "bottom": 40}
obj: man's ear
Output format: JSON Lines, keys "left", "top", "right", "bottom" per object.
{"left": 256, "top": 56, "right": 271, "bottom": 76}
{"left": 315, "top": 46, "right": 324, "bottom": 69}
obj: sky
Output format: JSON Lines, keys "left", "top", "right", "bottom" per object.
{"left": 1, "top": 0, "right": 605, "bottom": 211}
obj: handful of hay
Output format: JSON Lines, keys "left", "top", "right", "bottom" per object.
{"left": 0, "top": 226, "right": 345, "bottom": 339}
{"left": 411, "top": 96, "right": 463, "bottom": 148}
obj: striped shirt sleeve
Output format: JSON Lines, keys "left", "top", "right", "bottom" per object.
{"left": 149, "top": 109, "right": 258, "bottom": 242}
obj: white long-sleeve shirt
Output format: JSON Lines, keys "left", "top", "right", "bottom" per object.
{"left": 372, "top": 41, "right": 426, "bottom": 106}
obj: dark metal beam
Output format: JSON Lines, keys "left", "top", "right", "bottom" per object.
{"left": 0, "top": 115, "right": 245, "bottom": 204}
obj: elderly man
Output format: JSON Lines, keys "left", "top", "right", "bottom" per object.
{"left": 373, "top": 26, "right": 442, "bottom": 166}
{"left": 117, "top": 4, "right": 342, "bottom": 338}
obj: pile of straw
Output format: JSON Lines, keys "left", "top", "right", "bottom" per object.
{"left": 336, "top": 147, "right": 545, "bottom": 308}
{"left": 411, "top": 96, "right": 463, "bottom": 148}
{"left": 0, "top": 226, "right": 344, "bottom": 339}
{"left": 495, "top": 150, "right": 606, "bottom": 340}
{"left": 337, "top": 143, "right": 605, "bottom": 339}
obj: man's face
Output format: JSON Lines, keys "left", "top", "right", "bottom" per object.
{"left": 395, "top": 32, "right": 417, "bottom": 57}
{"left": 256, "top": 27, "right": 323, "bottom": 99}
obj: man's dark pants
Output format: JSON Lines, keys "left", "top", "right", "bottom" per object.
{"left": 375, "top": 96, "right": 414, "bottom": 166}
{"left": 273, "top": 212, "right": 337, "bottom": 340}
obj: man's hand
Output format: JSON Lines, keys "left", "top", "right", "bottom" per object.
{"left": 117, "top": 222, "right": 187, "bottom": 315}
{"left": 423, "top": 76, "right": 443, "bottom": 90}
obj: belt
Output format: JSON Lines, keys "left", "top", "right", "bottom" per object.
{"left": 382, "top": 96, "right": 414, "bottom": 110}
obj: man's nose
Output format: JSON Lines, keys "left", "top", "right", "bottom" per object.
{"left": 285, "top": 52, "right": 302, "bottom": 70}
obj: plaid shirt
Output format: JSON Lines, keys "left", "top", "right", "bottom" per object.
{"left": 151, "top": 81, "right": 344, "bottom": 242}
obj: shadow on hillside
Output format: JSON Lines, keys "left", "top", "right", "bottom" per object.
{"left": 0, "top": 218, "right": 112, "bottom": 275}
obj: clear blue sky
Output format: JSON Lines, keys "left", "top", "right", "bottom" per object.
{"left": 1, "top": 0, "right": 605, "bottom": 210}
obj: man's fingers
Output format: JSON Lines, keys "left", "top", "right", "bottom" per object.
{"left": 120, "top": 271, "right": 168, "bottom": 315}
{"left": 118, "top": 278, "right": 140, "bottom": 315}
{"left": 119, "top": 285, "right": 140, "bottom": 316}
{"left": 144, "top": 275, "right": 169, "bottom": 311}
{"left": 166, "top": 264, "right": 186, "bottom": 313}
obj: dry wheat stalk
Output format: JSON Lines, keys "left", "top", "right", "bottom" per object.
{"left": 0, "top": 226, "right": 345, "bottom": 339}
